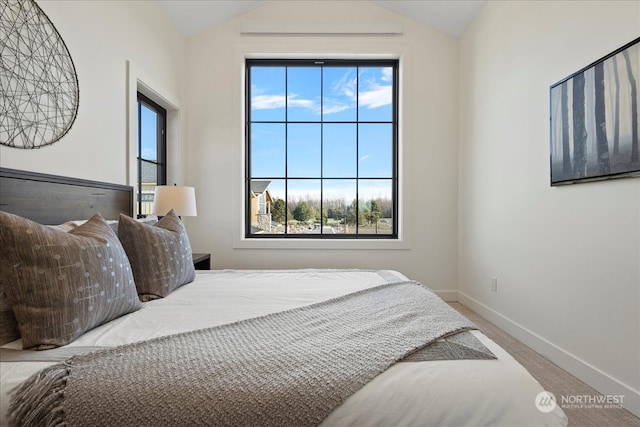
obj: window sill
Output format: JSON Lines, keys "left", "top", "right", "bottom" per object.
{"left": 233, "top": 237, "right": 410, "bottom": 250}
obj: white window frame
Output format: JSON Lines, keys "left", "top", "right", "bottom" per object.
{"left": 231, "top": 46, "right": 410, "bottom": 251}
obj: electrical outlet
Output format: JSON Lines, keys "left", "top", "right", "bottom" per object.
{"left": 491, "top": 277, "right": 498, "bottom": 292}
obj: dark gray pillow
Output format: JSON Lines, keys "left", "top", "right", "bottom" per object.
{"left": 108, "top": 214, "right": 158, "bottom": 234}
{"left": 118, "top": 209, "right": 195, "bottom": 301}
{"left": 0, "top": 286, "right": 20, "bottom": 346}
{"left": 0, "top": 220, "right": 82, "bottom": 345}
{"left": 0, "top": 212, "right": 142, "bottom": 349}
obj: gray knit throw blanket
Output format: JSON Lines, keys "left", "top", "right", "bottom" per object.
{"left": 9, "top": 281, "right": 476, "bottom": 427}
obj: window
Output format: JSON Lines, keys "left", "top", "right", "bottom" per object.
{"left": 137, "top": 93, "right": 166, "bottom": 217}
{"left": 246, "top": 59, "right": 398, "bottom": 238}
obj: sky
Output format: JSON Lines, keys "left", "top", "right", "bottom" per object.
{"left": 250, "top": 65, "right": 395, "bottom": 203}
{"left": 139, "top": 103, "right": 159, "bottom": 162}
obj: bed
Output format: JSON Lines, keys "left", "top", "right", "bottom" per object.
{"left": 0, "top": 167, "right": 568, "bottom": 427}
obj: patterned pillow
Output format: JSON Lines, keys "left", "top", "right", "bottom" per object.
{"left": 118, "top": 209, "right": 195, "bottom": 301}
{"left": 0, "top": 286, "right": 20, "bottom": 346}
{"left": 0, "top": 212, "right": 142, "bottom": 349}
{"left": 46, "top": 220, "right": 82, "bottom": 232}
{"left": 108, "top": 214, "right": 158, "bottom": 234}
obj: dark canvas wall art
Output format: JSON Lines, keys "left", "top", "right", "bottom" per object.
{"left": 550, "top": 37, "right": 639, "bottom": 185}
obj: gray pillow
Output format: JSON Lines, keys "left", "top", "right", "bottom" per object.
{"left": 0, "top": 220, "right": 83, "bottom": 345}
{"left": 0, "top": 286, "right": 20, "bottom": 346}
{"left": 118, "top": 209, "right": 195, "bottom": 301}
{"left": 108, "top": 214, "right": 158, "bottom": 234}
{"left": 0, "top": 212, "right": 142, "bottom": 349}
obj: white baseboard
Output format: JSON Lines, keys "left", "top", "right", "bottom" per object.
{"left": 432, "top": 289, "right": 458, "bottom": 302}
{"left": 458, "top": 291, "right": 640, "bottom": 419}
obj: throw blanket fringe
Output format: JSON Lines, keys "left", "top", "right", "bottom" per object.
{"left": 9, "top": 281, "right": 477, "bottom": 427}
{"left": 9, "top": 364, "right": 68, "bottom": 426}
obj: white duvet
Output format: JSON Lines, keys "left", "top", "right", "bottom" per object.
{"left": 1, "top": 269, "right": 567, "bottom": 426}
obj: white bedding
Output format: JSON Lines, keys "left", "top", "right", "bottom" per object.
{"left": 1, "top": 269, "right": 567, "bottom": 426}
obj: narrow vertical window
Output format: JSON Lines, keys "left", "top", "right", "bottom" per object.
{"left": 246, "top": 59, "right": 398, "bottom": 238}
{"left": 137, "top": 93, "right": 166, "bottom": 217}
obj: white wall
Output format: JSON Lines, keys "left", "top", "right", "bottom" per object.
{"left": 184, "top": 1, "right": 461, "bottom": 298}
{"left": 4, "top": 0, "right": 638, "bottom": 416}
{"left": 458, "top": 0, "right": 640, "bottom": 417}
{"left": 0, "top": 1, "right": 186, "bottom": 187}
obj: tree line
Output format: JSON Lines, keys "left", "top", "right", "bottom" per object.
{"left": 270, "top": 197, "right": 392, "bottom": 226}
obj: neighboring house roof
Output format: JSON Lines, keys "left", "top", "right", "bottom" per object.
{"left": 250, "top": 180, "right": 271, "bottom": 195}
{"left": 250, "top": 225, "right": 266, "bottom": 234}
{"left": 140, "top": 161, "right": 158, "bottom": 185}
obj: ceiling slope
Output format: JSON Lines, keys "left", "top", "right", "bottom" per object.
{"left": 156, "top": 0, "right": 485, "bottom": 38}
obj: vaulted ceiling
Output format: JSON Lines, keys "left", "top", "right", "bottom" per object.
{"left": 156, "top": 0, "right": 486, "bottom": 38}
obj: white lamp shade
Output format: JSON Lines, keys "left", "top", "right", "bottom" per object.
{"left": 152, "top": 186, "right": 197, "bottom": 217}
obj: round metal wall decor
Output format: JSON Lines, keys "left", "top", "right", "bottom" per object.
{"left": 0, "top": 0, "right": 79, "bottom": 149}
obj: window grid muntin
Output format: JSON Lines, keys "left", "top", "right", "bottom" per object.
{"left": 246, "top": 59, "right": 398, "bottom": 238}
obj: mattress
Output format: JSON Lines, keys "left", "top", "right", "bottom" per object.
{"left": 0, "top": 269, "right": 568, "bottom": 426}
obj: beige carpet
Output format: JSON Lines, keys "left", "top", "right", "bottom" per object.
{"left": 450, "top": 303, "right": 640, "bottom": 427}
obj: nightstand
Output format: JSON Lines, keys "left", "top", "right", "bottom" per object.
{"left": 192, "top": 253, "right": 211, "bottom": 270}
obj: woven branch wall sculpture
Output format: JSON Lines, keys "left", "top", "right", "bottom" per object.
{"left": 0, "top": 0, "right": 79, "bottom": 149}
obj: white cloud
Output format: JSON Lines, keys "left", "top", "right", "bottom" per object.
{"left": 358, "top": 86, "right": 392, "bottom": 109}
{"left": 331, "top": 71, "right": 357, "bottom": 99}
{"left": 380, "top": 67, "right": 393, "bottom": 82}
{"left": 287, "top": 96, "right": 316, "bottom": 110}
{"left": 322, "top": 68, "right": 393, "bottom": 115}
{"left": 322, "top": 101, "right": 351, "bottom": 115}
{"left": 251, "top": 94, "right": 286, "bottom": 110}
{"left": 356, "top": 67, "right": 393, "bottom": 109}
{"left": 251, "top": 93, "right": 319, "bottom": 113}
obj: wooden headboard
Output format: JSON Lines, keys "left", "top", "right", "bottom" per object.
{"left": 0, "top": 168, "right": 133, "bottom": 224}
